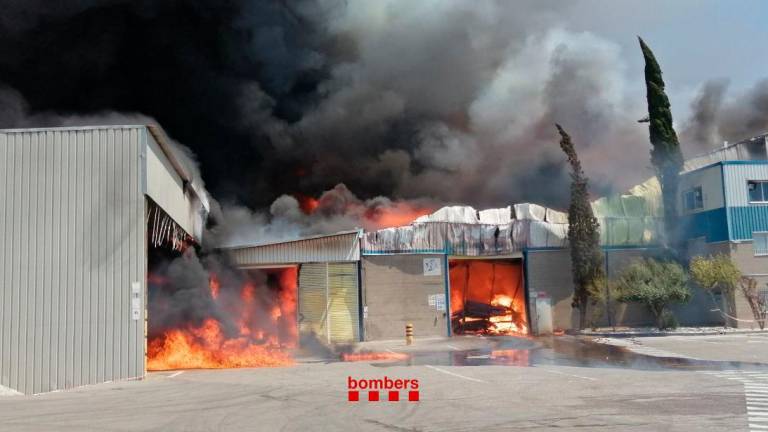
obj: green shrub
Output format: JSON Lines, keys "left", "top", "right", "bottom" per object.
{"left": 616, "top": 257, "right": 691, "bottom": 330}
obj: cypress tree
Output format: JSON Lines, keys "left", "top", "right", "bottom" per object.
{"left": 556, "top": 124, "right": 604, "bottom": 329}
{"left": 638, "top": 37, "right": 684, "bottom": 251}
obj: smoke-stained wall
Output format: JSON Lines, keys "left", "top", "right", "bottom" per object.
{"left": 362, "top": 254, "right": 448, "bottom": 340}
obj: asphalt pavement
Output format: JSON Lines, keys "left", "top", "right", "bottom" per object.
{"left": 0, "top": 334, "right": 765, "bottom": 431}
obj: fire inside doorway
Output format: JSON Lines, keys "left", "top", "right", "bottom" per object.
{"left": 145, "top": 204, "right": 298, "bottom": 370}
{"left": 449, "top": 259, "right": 528, "bottom": 336}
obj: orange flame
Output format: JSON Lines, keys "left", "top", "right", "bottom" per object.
{"left": 449, "top": 260, "right": 529, "bottom": 336}
{"left": 148, "top": 267, "right": 298, "bottom": 371}
{"left": 296, "top": 194, "right": 319, "bottom": 215}
{"left": 147, "top": 319, "right": 293, "bottom": 370}
{"left": 209, "top": 275, "right": 220, "bottom": 300}
{"left": 490, "top": 349, "right": 530, "bottom": 366}
{"left": 364, "top": 202, "right": 433, "bottom": 228}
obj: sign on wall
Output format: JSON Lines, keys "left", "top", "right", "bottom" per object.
{"left": 423, "top": 258, "right": 441, "bottom": 276}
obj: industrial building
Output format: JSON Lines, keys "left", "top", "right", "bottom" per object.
{"left": 3, "top": 124, "right": 766, "bottom": 395}
{"left": 226, "top": 230, "right": 362, "bottom": 345}
{"left": 0, "top": 125, "right": 209, "bottom": 394}
{"left": 678, "top": 134, "right": 768, "bottom": 326}
{"left": 223, "top": 198, "right": 717, "bottom": 343}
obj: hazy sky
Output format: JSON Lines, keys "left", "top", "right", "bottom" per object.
{"left": 561, "top": 0, "right": 767, "bottom": 121}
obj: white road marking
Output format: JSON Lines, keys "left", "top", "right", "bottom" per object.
{"left": 703, "top": 370, "right": 768, "bottom": 432}
{"left": 538, "top": 368, "right": 598, "bottom": 382}
{"left": 446, "top": 345, "right": 460, "bottom": 351}
{"left": 424, "top": 365, "right": 487, "bottom": 383}
{"left": 168, "top": 371, "right": 185, "bottom": 378}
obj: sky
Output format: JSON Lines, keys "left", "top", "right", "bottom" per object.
{"left": 564, "top": 0, "right": 768, "bottom": 122}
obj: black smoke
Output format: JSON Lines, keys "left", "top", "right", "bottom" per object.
{"left": 9, "top": 1, "right": 761, "bottom": 213}
{"left": 0, "top": 0, "right": 329, "bottom": 208}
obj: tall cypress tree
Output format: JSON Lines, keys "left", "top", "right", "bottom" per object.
{"left": 557, "top": 124, "right": 604, "bottom": 329}
{"left": 639, "top": 37, "right": 684, "bottom": 251}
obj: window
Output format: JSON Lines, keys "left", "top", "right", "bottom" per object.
{"left": 683, "top": 187, "right": 704, "bottom": 211}
{"left": 755, "top": 232, "right": 768, "bottom": 256}
{"left": 748, "top": 180, "right": 768, "bottom": 203}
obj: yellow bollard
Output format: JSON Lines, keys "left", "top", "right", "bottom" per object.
{"left": 405, "top": 323, "right": 414, "bottom": 345}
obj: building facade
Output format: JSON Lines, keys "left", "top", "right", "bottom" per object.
{"left": 0, "top": 125, "right": 208, "bottom": 394}
{"left": 679, "top": 155, "right": 768, "bottom": 327}
{"left": 225, "top": 231, "right": 363, "bottom": 345}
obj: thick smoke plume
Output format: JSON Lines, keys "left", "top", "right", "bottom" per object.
{"left": 1, "top": 0, "right": 766, "bottom": 214}
{"left": 682, "top": 79, "right": 768, "bottom": 153}
{"left": 0, "top": 0, "right": 649, "bottom": 210}
{"left": 209, "top": 183, "right": 437, "bottom": 247}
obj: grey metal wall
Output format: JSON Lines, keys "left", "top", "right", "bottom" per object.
{"left": 361, "top": 254, "right": 448, "bottom": 340}
{"left": 0, "top": 127, "right": 146, "bottom": 394}
{"left": 227, "top": 231, "right": 361, "bottom": 266}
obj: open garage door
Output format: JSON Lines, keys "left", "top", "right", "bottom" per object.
{"left": 449, "top": 259, "right": 528, "bottom": 335}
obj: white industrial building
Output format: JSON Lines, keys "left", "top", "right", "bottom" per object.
{"left": 0, "top": 125, "right": 208, "bottom": 394}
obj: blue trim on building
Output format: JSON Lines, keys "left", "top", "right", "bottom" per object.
{"left": 720, "top": 164, "right": 732, "bottom": 240}
{"left": 443, "top": 253, "right": 452, "bottom": 336}
{"left": 522, "top": 249, "right": 532, "bottom": 331}
{"left": 361, "top": 248, "right": 447, "bottom": 255}
{"left": 683, "top": 159, "right": 768, "bottom": 177}
{"left": 522, "top": 245, "right": 658, "bottom": 253}
{"left": 728, "top": 206, "right": 768, "bottom": 241}
{"left": 679, "top": 207, "right": 730, "bottom": 243}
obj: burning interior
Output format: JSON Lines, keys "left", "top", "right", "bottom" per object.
{"left": 145, "top": 201, "right": 298, "bottom": 371}
{"left": 449, "top": 259, "right": 528, "bottom": 336}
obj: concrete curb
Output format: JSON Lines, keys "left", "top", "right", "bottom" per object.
{"left": 578, "top": 328, "right": 768, "bottom": 338}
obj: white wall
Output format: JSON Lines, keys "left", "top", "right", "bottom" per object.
{"left": 679, "top": 164, "right": 724, "bottom": 214}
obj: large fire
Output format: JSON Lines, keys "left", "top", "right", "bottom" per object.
{"left": 294, "top": 186, "right": 433, "bottom": 229}
{"left": 147, "top": 267, "right": 298, "bottom": 371}
{"left": 449, "top": 260, "right": 529, "bottom": 336}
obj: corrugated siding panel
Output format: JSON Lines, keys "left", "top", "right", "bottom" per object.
{"left": 298, "top": 263, "right": 328, "bottom": 342}
{"left": 723, "top": 164, "right": 768, "bottom": 240}
{"left": 0, "top": 127, "right": 146, "bottom": 394}
{"left": 227, "top": 232, "right": 360, "bottom": 266}
{"left": 723, "top": 164, "right": 768, "bottom": 207}
{"left": 328, "top": 263, "right": 359, "bottom": 343}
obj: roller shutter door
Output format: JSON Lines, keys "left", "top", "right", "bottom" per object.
{"left": 328, "top": 263, "right": 360, "bottom": 343}
{"left": 298, "top": 263, "right": 327, "bottom": 341}
{"left": 298, "top": 262, "right": 359, "bottom": 344}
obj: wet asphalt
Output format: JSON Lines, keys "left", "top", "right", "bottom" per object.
{"left": 1, "top": 334, "right": 765, "bottom": 431}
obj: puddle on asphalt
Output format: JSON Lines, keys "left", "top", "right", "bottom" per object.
{"left": 366, "top": 336, "right": 768, "bottom": 372}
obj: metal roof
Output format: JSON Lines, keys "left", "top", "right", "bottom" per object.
{"left": 223, "top": 230, "right": 362, "bottom": 266}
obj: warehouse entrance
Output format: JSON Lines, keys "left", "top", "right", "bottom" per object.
{"left": 449, "top": 259, "right": 528, "bottom": 336}
{"left": 297, "top": 262, "right": 360, "bottom": 345}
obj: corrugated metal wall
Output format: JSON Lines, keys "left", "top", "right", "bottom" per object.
{"left": 327, "top": 263, "right": 359, "bottom": 343}
{"left": 227, "top": 232, "right": 360, "bottom": 266}
{"left": 0, "top": 127, "right": 146, "bottom": 394}
{"left": 723, "top": 163, "right": 768, "bottom": 240}
{"left": 298, "top": 263, "right": 328, "bottom": 341}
